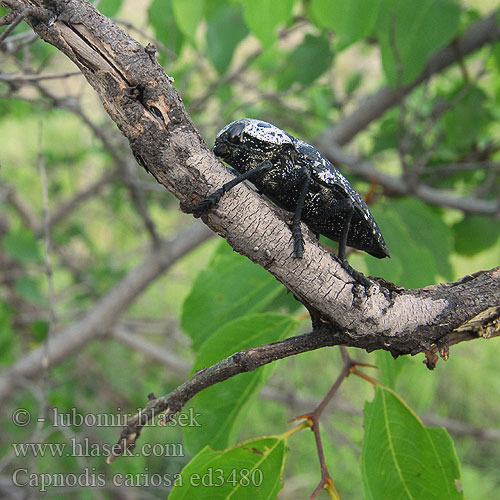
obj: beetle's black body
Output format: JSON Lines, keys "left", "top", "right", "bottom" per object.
{"left": 194, "top": 118, "right": 389, "bottom": 283}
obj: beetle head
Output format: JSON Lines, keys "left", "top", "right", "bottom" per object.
{"left": 214, "top": 119, "right": 295, "bottom": 171}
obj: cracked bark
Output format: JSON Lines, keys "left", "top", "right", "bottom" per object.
{"left": 3, "top": 0, "right": 499, "bottom": 360}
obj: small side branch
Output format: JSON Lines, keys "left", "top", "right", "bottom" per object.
{"left": 107, "top": 329, "right": 348, "bottom": 463}
{"left": 107, "top": 307, "right": 498, "bottom": 463}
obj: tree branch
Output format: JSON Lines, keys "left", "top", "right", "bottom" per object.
{"left": 107, "top": 308, "right": 499, "bottom": 462}
{"left": 0, "top": 225, "right": 212, "bottom": 402}
{"left": 3, "top": 0, "right": 499, "bottom": 463}
{"left": 321, "top": 11, "right": 500, "bottom": 146}
{"left": 4, "top": 0, "right": 498, "bottom": 359}
{"left": 317, "top": 143, "right": 500, "bottom": 216}
{"left": 106, "top": 328, "right": 350, "bottom": 463}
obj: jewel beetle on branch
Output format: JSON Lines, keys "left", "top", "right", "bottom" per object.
{"left": 193, "top": 118, "right": 390, "bottom": 286}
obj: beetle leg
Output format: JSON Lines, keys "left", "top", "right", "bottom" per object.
{"left": 290, "top": 167, "right": 311, "bottom": 259}
{"left": 192, "top": 160, "right": 273, "bottom": 215}
{"left": 341, "top": 259, "right": 371, "bottom": 287}
{"left": 323, "top": 198, "right": 371, "bottom": 286}
{"left": 317, "top": 197, "right": 354, "bottom": 260}
{"left": 336, "top": 199, "right": 354, "bottom": 262}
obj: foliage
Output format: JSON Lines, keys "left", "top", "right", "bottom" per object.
{"left": 0, "top": 0, "right": 499, "bottom": 499}
{"left": 362, "top": 387, "right": 462, "bottom": 500}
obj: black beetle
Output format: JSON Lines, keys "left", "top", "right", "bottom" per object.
{"left": 193, "top": 118, "right": 389, "bottom": 285}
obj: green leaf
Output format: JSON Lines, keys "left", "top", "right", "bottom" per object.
{"left": 0, "top": 303, "right": 14, "bottom": 364}
{"left": 461, "top": 465, "right": 496, "bottom": 500}
{"left": 358, "top": 205, "right": 431, "bottom": 288}
{"left": 370, "top": 110, "right": 399, "bottom": 153}
{"left": 172, "top": 0, "right": 205, "bottom": 44}
{"left": 344, "top": 72, "right": 363, "bottom": 97}
{"left": 490, "top": 40, "right": 500, "bottom": 72}
{"left": 376, "top": 351, "right": 408, "bottom": 389}
{"left": 206, "top": 5, "right": 249, "bottom": 74}
{"left": 29, "top": 320, "right": 50, "bottom": 343}
{"left": 277, "top": 34, "right": 334, "bottom": 90}
{"left": 360, "top": 199, "right": 453, "bottom": 286}
{"left": 309, "top": 0, "right": 382, "bottom": 50}
{"left": 181, "top": 241, "right": 283, "bottom": 351}
{"left": 148, "top": 0, "right": 184, "bottom": 56}
{"left": 15, "top": 276, "right": 46, "bottom": 307}
{"left": 453, "top": 215, "right": 500, "bottom": 256}
{"left": 2, "top": 229, "right": 42, "bottom": 263}
{"left": 170, "top": 436, "right": 288, "bottom": 499}
{"left": 442, "top": 86, "right": 491, "bottom": 153}
{"left": 97, "top": 0, "right": 123, "bottom": 17}
{"left": 0, "top": 98, "right": 36, "bottom": 120}
{"left": 391, "top": 198, "right": 453, "bottom": 281}
{"left": 182, "top": 314, "right": 298, "bottom": 454}
{"left": 375, "top": 0, "right": 460, "bottom": 86}
{"left": 242, "top": 0, "right": 294, "bottom": 47}
{"left": 362, "top": 386, "right": 463, "bottom": 500}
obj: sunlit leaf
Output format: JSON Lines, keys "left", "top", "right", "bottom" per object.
{"left": 15, "top": 276, "right": 46, "bottom": 307}
{"left": 442, "top": 86, "right": 491, "bottom": 153}
{"left": 97, "top": 0, "right": 123, "bottom": 17}
{"left": 376, "top": 351, "right": 408, "bottom": 389}
{"left": 309, "top": 0, "right": 382, "bottom": 50}
{"left": 172, "top": 0, "right": 205, "bottom": 45}
{"left": 361, "top": 199, "right": 453, "bottom": 286}
{"left": 362, "top": 386, "right": 463, "bottom": 499}
{"left": 375, "top": 0, "right": 460, "bottom": 86}
{"left": 182, "top": 241, "right": 283, "bottom": 351}
{"left": 277, "top": 34, "right": 333, "bottom": 90}
{"left": 206, "top": 5, "right": 249, "bottom": 74}
{"left": 148, "top": 0, "right": 184, "bottom": 56}
{"left": 242, "top": 0, "right": 294, "bottom": 47}
{"left": 170, "top": 436, "right": 288, "bottom": 499}
{"left": 2, "top": 228, "right": 42, "bottom": 263}
{"left": 453, "top": 215, "right": 500, "bottom": 256}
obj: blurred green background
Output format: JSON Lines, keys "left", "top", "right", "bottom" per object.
{"left": 0, "top": 0, "right": 499, "bottom": 498}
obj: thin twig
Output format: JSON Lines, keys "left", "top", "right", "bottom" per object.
{"left": 37, "top": 122, "right": 56, "bottom": 364}
{"left": 0, "top": 70, "right": 81, "bottom": 82}
{"left": 0, "top": 10, "right": 16, "bottom": 26}
{"left": 291, "top": 347, "right": 375, "bottom": 499}
{"left": 112, "top": 326, "right": 190, "bottom": 376}
{"left": 4, "top": 186, "right": 39, "bottom": 228}
{"left": 31, "top": 121, "right": 56, "bottom": 472}
{"left": 35, "top": 167, "right": 118, "bottom": 234}
{"left": 0, "top": 8, "right": 27, "bottom": 43}
{"left": 122, "top": 157, "right": 161, "bottom": 247}
{"left": 261, "top": 385, "right": 500, "bottom": 440}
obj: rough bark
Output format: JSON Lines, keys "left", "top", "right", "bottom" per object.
{"left": 3, "top": 0, "right": 499, "bottom": 363}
